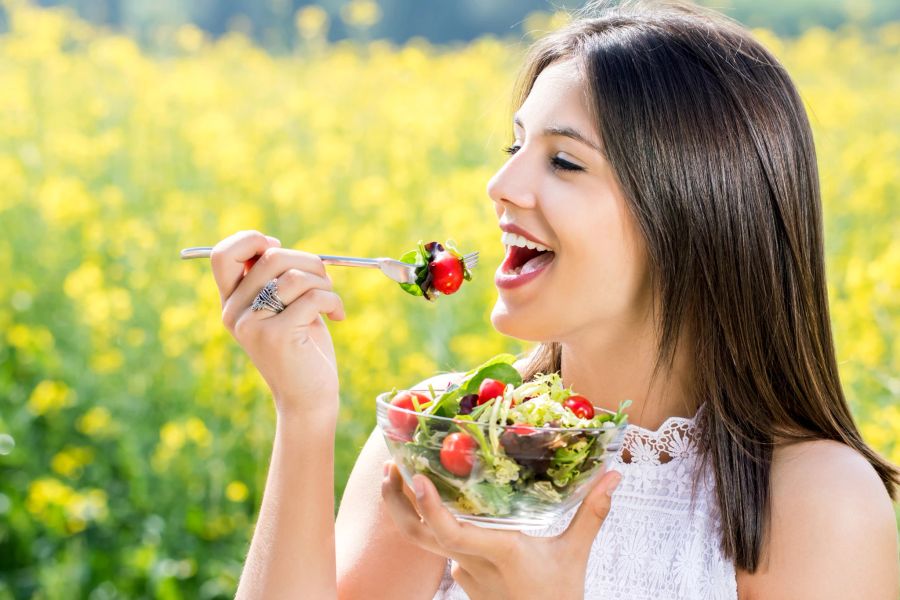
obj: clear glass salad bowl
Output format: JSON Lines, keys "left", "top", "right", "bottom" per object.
{"left": 375, "top": 389, "right": 628, "bottom": 530}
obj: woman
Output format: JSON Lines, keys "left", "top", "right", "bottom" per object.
{"left": 209, "top": 1, "right": 899, "bottom": 598}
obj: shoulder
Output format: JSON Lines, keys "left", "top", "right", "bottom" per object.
{"left": 737, "top": 438, "right": 899, "bottom": 599}
{"left": 768, "top": 439, "right": 891, "bottom": 517}
{"left": 770, "top": 437, "right": 881, "bottom": 487}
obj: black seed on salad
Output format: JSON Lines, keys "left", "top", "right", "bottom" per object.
{"left": 458, "top": 393, "right": 479, "bottom": 415}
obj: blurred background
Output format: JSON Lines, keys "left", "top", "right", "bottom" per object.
{"left": 0, "top": 0, "right": 898, "bottom": 597}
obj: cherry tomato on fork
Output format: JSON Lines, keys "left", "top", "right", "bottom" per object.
{"left": 428, "top": 250, "right": 464, "bottom": 295}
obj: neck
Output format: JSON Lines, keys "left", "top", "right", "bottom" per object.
{"left": 557, "top": 320, "right": 696, "bottom": 431}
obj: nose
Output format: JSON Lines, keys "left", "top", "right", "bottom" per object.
{"left": 487, "top": 147, "right": 539, "bottom": 213}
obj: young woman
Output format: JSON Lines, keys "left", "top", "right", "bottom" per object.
{"left": 208, "top": 1, "right": 899, "bottom": 598}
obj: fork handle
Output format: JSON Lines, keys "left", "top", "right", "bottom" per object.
{"left": 179, "top": 247, "right": 380, "bottom": 268}
{"left": 180, "top": 247, "right": 215, "bottom": 259}
{"left": 317, "top": 255, "right": 380, "bottom": 268}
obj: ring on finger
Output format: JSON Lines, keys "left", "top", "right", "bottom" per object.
{"left": 250, "top": 278, "right": 286, "bottom": 314}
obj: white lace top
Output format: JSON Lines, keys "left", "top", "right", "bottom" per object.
{"left": 432, "top": 404, "right": 738, "bottom": 599}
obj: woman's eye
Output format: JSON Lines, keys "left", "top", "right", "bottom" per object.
{"left": 503, "top": 144, "right": 584, "bottom": 171}
{"left": 550, "top": 156, "right": 583, "bottom": 172}
{"left": 501, "top": 145, "right": 583, "bottom": 173}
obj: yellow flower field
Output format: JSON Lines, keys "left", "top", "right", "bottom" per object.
{"left": 0, "top": 2, "right": 897, "bottom": 597}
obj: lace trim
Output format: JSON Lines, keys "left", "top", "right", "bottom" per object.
{"left": 615, "top": 403, "right": 705, "bottom": 466}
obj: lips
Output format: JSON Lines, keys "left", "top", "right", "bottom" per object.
{"left": 495, "top": 249, "right": 556, "bottom": 289}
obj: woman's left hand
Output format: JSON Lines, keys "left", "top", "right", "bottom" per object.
{"left": 381, "top": 460, "right": 622, "bottom": 600}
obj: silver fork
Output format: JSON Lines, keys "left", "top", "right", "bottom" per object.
{"left": 179, "top": 247, "right": 480, "bottom": 285}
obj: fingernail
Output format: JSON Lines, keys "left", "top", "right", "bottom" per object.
{"left": 413, "top": 477, "right": 426, "bottom": 501}
{"left": 266, "top": 236, "right": 281, "bottom": 246}
{"left": 606, "top": 473, "right": 622, "bottom": 497}
{"left": 383, "top": 462, "right": 390, "bottom": 476}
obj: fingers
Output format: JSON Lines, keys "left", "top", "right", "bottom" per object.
{"left": 278, "top": 287, "right": 346, "bottom": 324}
{"left": 410, "top": 473, "right": 516, "bottom": 559}
{"left": 233, "top": 288, "right": 345, "bottom": 350}
{"left": 449, "top": 562, "right": 479, "bottom": 594}
{"left": 248, "top": 269, "right": 340, "bottom": 322}
{"left": 210, "top": 230, "right": 280, "bottom": 305}
{"left": 221, "top": 247, "right": 332, "bottom": 330}
{"left": 380, "top": 462, "right": 445, "bottom": 555}
{"left": 557, "top": 468, "right": 621, "bottom": 556}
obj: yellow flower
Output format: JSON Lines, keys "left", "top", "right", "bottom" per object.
{"left": 160, "top": 422, "right": 185, "bottom": 452}
{"left": 90, "top": 349, "right": 124, "bottom": 374}
{"left": 27, "top": 380, "right": 75, "bottom": 416}
{"left": 51, "top": 446, "right": 95, "bottom": 479}
{"left": 225, "top": 481, "right": 249, "bottom": 502}
{"left": 6, "top": 324, "right": 55, "bottom": 354}
{"left": 26, "top": 478, "right": 74, "bottom": 516}
{"left": 159, "top": 305, "right": 198, "bottom": 357}
{"left": 176, "top": 24, "right": 205, "bottom": 53}
{"left": 76, "top": 406, "right": 113, "bottom": 438}
{"left": 340, "top": 0, "right": 381, "bottom": 29}
{"left": 296, "top": 5, "right": 329, "bottom": 40}
{"left": 184, "top": 417, "right": 212, "bottom": 447}
{"left": 24, "top": 478, "right": 107, "bottom": 534}
{"left": 36, "top": 175, "right": 95, "bottom": 227}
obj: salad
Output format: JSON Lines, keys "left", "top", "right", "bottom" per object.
{"left": 397, "top": 239, "right": 472, "bottom": 301}
{"left": 381, "top": 353, "right": 630, "bottom": 517}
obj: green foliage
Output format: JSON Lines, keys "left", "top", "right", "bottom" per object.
{"left": 0, "top": 3, "right": 897, "bottom": 598}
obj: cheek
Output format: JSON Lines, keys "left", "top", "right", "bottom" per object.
{"left": 561, "top": 204, "right": 649, "bottom": 313}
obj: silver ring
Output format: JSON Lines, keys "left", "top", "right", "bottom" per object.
{"left": 251, "top": 279, "right": 286, "bottom": 313}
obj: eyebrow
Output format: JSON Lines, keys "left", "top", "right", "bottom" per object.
{"left": 513, "top": 115, "right": 604, "bottom": 155}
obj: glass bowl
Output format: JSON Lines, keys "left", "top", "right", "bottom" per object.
{"left": 375, "top": 389, "right": 627, "bottom": 530}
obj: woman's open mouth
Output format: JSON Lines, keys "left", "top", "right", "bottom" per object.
{"left": 495, "top": 245, "right": 556, "bottom": 289}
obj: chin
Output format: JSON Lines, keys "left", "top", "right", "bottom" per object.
{"left": 490, "top": 299, "right": 556, "bottom": 342}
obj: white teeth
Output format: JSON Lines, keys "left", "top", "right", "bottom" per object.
{"left": 500, "top": 231, "right": 552, "bottom": 252}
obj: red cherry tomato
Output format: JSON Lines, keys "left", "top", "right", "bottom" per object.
{"left": 387, "top": 391, "right": 431, "bottom": 440}
{"left": 563, "top": 394, "right": 595, "bottom": 419}
{"left": 476, "top": 378, "right": 506, "bottom": 406}
{"left": 429, "top": 251, "right": 464, "bottom": 295}
{"left": 440, "top": 432, "right": 478, "bottom": 477}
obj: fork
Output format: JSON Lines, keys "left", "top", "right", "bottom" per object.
{"left": 179, "top": 247, "right": 479, "bottom": 285}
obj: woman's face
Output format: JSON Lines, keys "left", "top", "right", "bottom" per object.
{"left": 488, "top": 58, "right": 651, "bottom": 343}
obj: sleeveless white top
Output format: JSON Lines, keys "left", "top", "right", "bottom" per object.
{"left": 432, "top": 404, "right": 739, "bottom": 599}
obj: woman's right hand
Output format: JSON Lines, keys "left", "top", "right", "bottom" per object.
{"left": 209, "top": 230, "right": 346, "bottom": 423}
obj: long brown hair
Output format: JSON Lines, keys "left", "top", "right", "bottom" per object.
{"left": 513, "top": 0, "right": 899, "bottom": 572}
